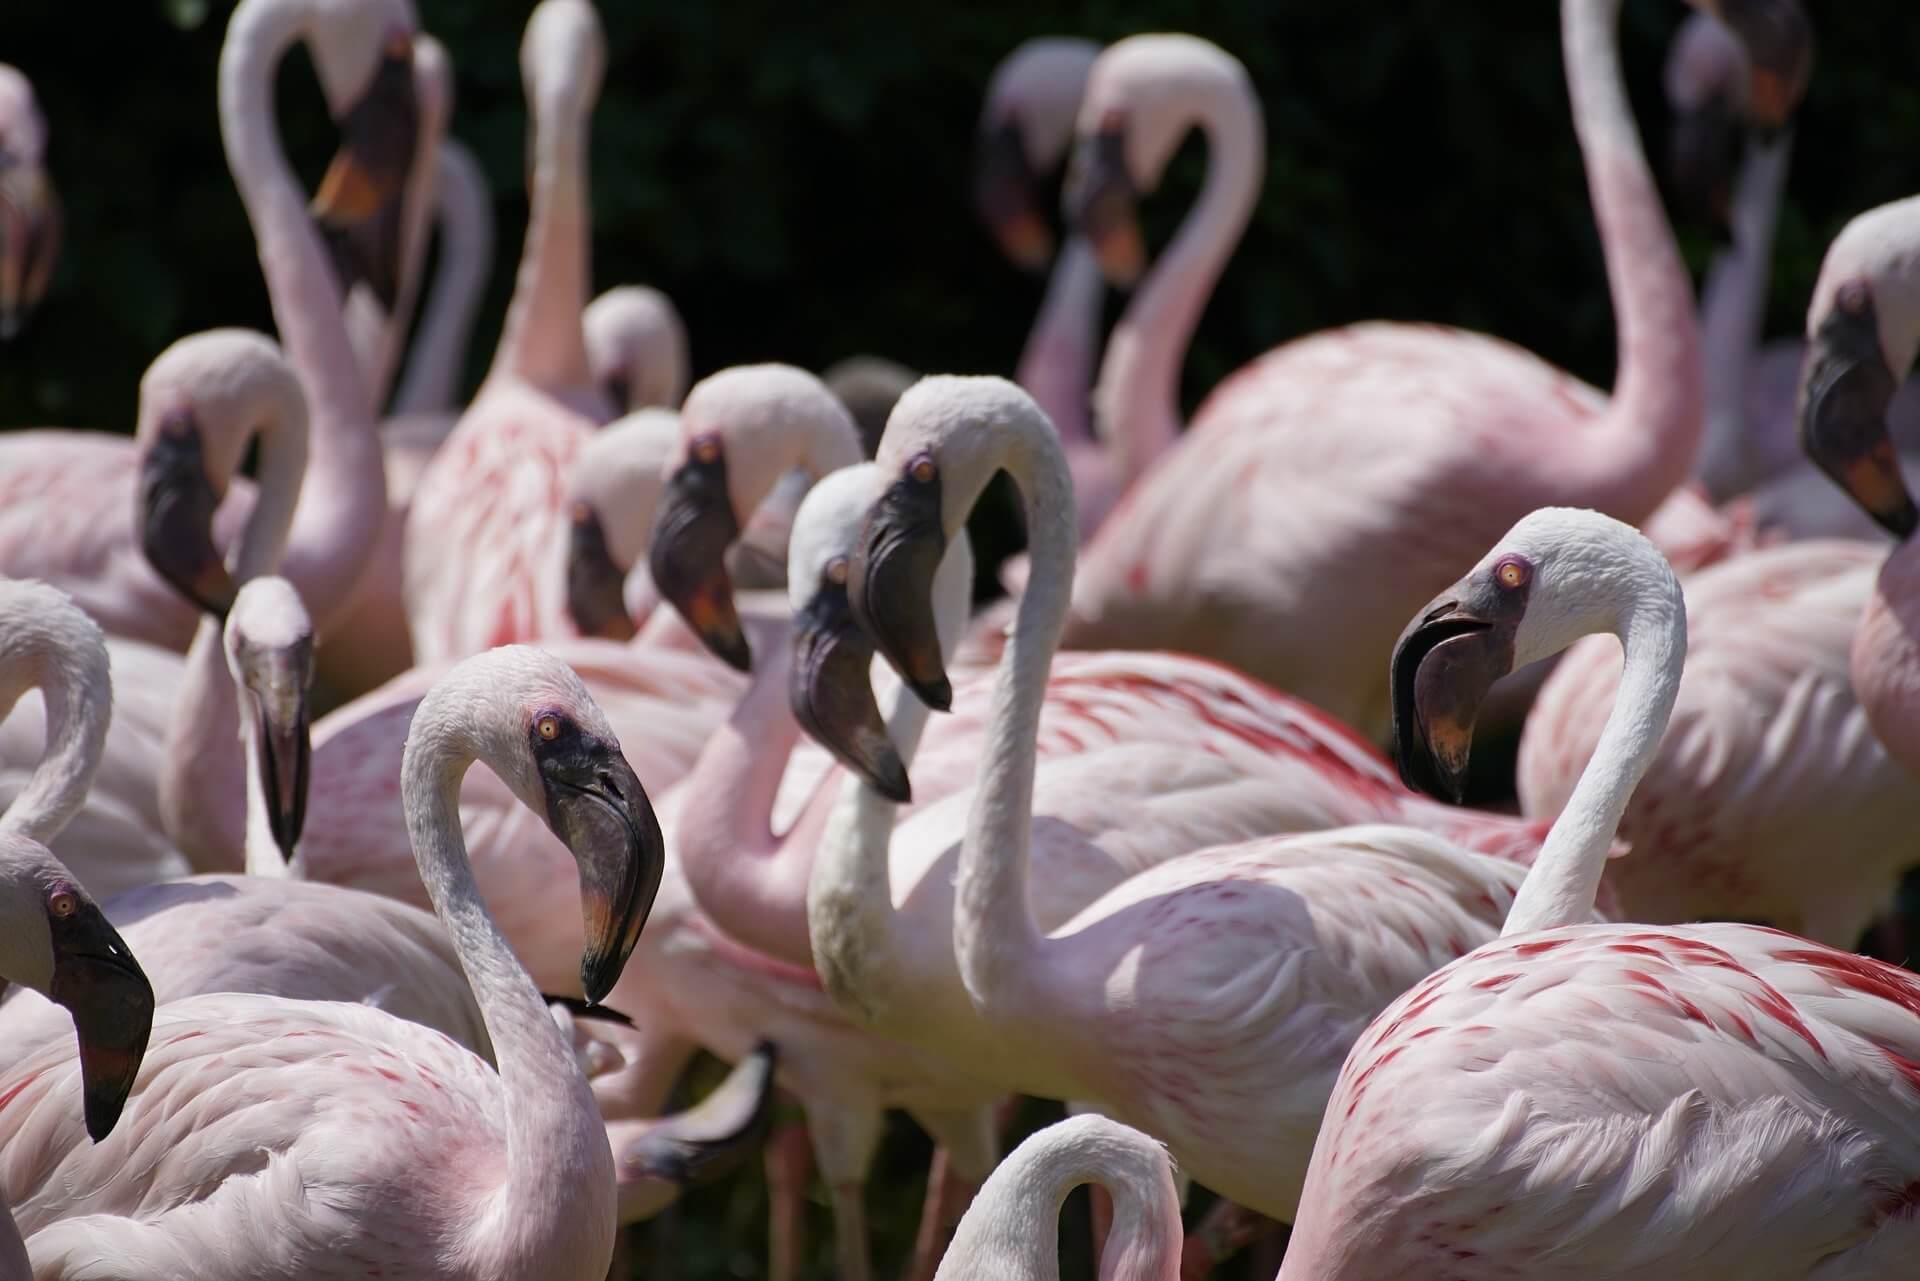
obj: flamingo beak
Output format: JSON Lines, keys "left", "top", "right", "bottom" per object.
{"left": 848, "top": 472, "right": 952, "bottom": 712}
{"left": 974, "top": 117, "right": 1054, "bottom": 273}
{"left": 1063, "top": 122, "right": 1144, "bottom": 288}
{"left": 536, "top": 736, "right": 663, "bottom": 1005}
{"left": 1798, "top": 287, "right": 1914, "bottom": 539}
{"left": 0, "top": 158, "right": 59, "bottom": 340}
{"left": 619, "top": 1041, "right": 779, "bottom": 1188}
{"left": 247, "top": 653, "right": 313, "bottom": 864}
{"left": 791, "top": 576, "right": 912, "bottom": 803}
{"left": 650, "top": 453, "right": 750, "bottom": 671}
{"left": 566, "top": 502, "right": 639, "bottom": 642}
{"left": 310, "top": 32, "right": 420, "bottom": 309}
{"left": 48, "top": 898, "right": 154, "bottom": 1142}
{"left": 136, "top": 410, "right": 236, "bottom": 618}
{"left": 1389, "top": 594, "right": 1519, "bottom": 804}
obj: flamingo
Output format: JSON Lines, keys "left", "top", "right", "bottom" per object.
{"left": 0, "top": 644, "right": 663, "bottom": 1280}
{"left": 1278, "top": 506, "right": 1920, "bottom": 1280}
{"left": 0, "top": 65, "right": 58, "bottom": 341}
{"left": 387, "top": 139, "right": 495, "bottom": 420}
{"left": 931, "top": 1115, "right": 1180, "bottom": 1281}
{"left": 0, "top": 577, "right": 492, "bottom": 1057}
{"left": 1045, "top": 4, "right": 1807, "bottom": 740}
{"left": 824, "top": 356, "right": 918, "bottom": 458}
{"left": 404, "top": 0, "right": 620, "bottom": 664}
{"left": 806, "top": 376, "right": 1611, "bottom": 1220}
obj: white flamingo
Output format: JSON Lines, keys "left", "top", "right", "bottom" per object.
{"left": 1280, "top": 507, "right": 1920, "bottom": 1279}
{"left": 0, "top": 645, "right": 664, "bottom": 1279}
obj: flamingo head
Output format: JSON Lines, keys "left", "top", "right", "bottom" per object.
{"left": 0, "top": 834, "right": 153, "bottom": 1142}
{"left": 973, "top": 37, "right": 1101, "bottom": 272}
{"left": 564, "top": 408, "right": 680, "bottom": 642}
{"left": 619, "top": 1042, "right": 780, "bottom": 1190}
{"left": 1798, "top": 197, "right": 1920, "bottom": 540}
{"left": 1691, "top": 0, "right": 1812, "bottom": 132}
{"left": 584, "top": 286, "right": 691, "bottom": 416}
{"left": 226, "top": 578, "right": 316, "bottom": 864}
{"left": 308, "top": 18, "right": 419, "bottom": 310}
{"left": 649, "top": 365, "right": 861, "bottom": 672}
{"left": 1664, "top": 13, "right": 1750, "bottom": 232}
{"left": 1063, "top": 34, "right": 1255, "bottom": 288}
{"left": 787, "top": 464, "right": 913, "bottom": 803}
{"left": 1394, "top": 509, "right": 1682, "bottom": 804}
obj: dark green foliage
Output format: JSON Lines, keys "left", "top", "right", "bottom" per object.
{"left": 3, "top": 2, "right": 1915, "bottom": 439}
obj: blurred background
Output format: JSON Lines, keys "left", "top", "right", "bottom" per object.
{"left": 1, "top": 2, "right": 1913, "bottom": 1278}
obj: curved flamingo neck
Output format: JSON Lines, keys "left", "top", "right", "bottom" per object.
{"left": 1093, "top": 87, "right": 1261, "bottom": 486}
{"left": 220, "top": 0, "right": 387, "bottom": 634}
{"left": 392, "top": 140, "right": 493, "bottom": 416}
{"left": 490, "top": 68, "right": 593, "bottom": 393}
{"left": 952, "top": 418, "right": 1076, "bottom": 1012}
{"left": 403, "top": 699, "right": 607, "bottom": 1274}
{"left": 1563, "top": 0, "right": 1704, "bottom": 515}
{"left": 0, "top": 611, "right": 108, "bottom": 847}
{"left": 675, "top": 623, "right": 811, "bottom": 961}
{"left": 159, "top": 619, "right": 248, "bottom": 872}
{"left": 1504, "top": 549, "right": 1685, "bottom": 936}
{"left": 1694, "top": 133, "right": 1791, "bottom": 498}
{"left": 1018, "top": 237, "right": 1105, "bottom": 447}
{"left": 935, "top": 1118, "right": 1180, "bottom": 1281}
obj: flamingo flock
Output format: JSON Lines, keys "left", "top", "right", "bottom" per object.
{"left": 2, "top": 0, "right": 1918, "bottom": 1278}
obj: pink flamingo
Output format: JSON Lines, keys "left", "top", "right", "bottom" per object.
{"left": 0, "top": 65, "right": 58, "bottom": 340}
{"left": 404, "top": 0, "right": 619, "bottom": 664}
{"left": 931, "top": 1115, "right": 1180, "bottom": 1281}
{"left": 0, "top": 645, "right": 663, "bottom": 1280}
{"left": 809, "top": 377, "right": 1607, "bottom": 1219}
{"left": 1280, "top": 506, "right": 1920, "bottom": 1280}
{"left": 1048, "top": 6, "right": 1805, "bottom": 740}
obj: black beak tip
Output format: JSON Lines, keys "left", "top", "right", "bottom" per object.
{"left": 915, "top": 674, "right": 953, "bottom": 714}
{"left": 716, "top": 634, "right": 753, "bottom": 674}
{"left": 873, "top": 753, "right": 913, "bottom": 805}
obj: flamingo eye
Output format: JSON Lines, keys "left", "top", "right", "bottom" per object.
{"left": 48, "top": 888, "right": 78, "bottom": 919}
{"left": 691, "top": 434, "right": 721, "bottom": 466}
{"left": 825, "top": 556, "right": 849, "bottom": 587}
{"left": 908, "top": 453, "right": 936, "bottom": 485}
{"left": 1495, "top": 559, "right": 1530, "bottom": 590}
{"left": 536, "top": 715, "right": 561, "bottom": 741}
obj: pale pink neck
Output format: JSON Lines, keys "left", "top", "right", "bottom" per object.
{"left": 158, "top": 617, "right": 247, "bottom": 873}
{"left": 1093, "top": 87, "right": 1262, "bottom": 485}
{"left": 1694, "top": 133, "right": 1791, "bottom": 498}
{"left": 1018, "top": 237, "right": 1104, "bottom": 446}
{"left": 1562, "top": 0, "right": 1704, "bottom": 517}
{"left": 674, "top": 624, "right": 816, "bottom": 964}
{"left": 404, "top": 715, "right": 610, "bottom": 1276}
{"left": 953, "top": 418, "right": 1076, "bottom": 1014}
{"left": 490, "top": 84, "right": 592, "bottom": 392}
{"left": 392, "top": 139, "right": 494, "bottom": 417}
{"left": 220, "top": 0, "right": 387, "bottom": 634}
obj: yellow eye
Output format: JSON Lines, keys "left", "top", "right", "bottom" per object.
{"left": 536, "top": 715, "right": 561, "bottom": 741}
{"left": 1497, "top": 561, "right": 1527, "bottom": 589}
{"left": 825, "top": 556, "right": 849, "bottom": 586}
{"left": 48, "top": 889, "right": 77, "bottom": 919}
{"left": 691, "top": 434, "right": 721, "bottom": 466}
{"left": 908, "top": 453, "right": 936, "bottom": 484}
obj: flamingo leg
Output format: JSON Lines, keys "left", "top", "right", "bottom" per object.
{"left": 808, "top": 1102, "right": 883, "bottom": 1281}
{"left": 764, "top": 1118, "right": 813, "bottom": 1281}
{"left": 902, "top": 1106, "right": 998, "bottom": 1281}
